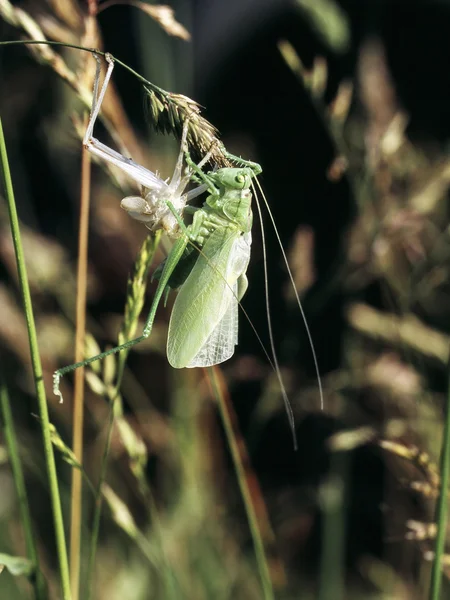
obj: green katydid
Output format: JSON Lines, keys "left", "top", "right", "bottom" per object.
{"left": 52, "top": 53, "right": 322, "bottom": 443}
{"left": 53, "top": 153, "right": 261, "bottom": 386}
{"left": 164, "top": 158, "right": 260, "bottom": 369}
{"left": 53, "top": 53, "right": 262, "bottom": 393}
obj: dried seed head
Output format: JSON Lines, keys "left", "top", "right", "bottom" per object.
{"left": 144, "top": 88, "right": 227, "bottom": 165}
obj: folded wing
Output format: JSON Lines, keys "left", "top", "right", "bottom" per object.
{"left": 167, "top": 227, "right": 251, "bottom": 368}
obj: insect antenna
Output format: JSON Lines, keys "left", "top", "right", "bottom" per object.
{"left": 254, "top": 178, "right": 324, "bottom": 412}
{"left": 178, "top": 171, "right": 301, "bottom": 448}
{"left": 177, "top": 234, "right": 297, "bottom": 446}
{"left": 250, "top": 184, "right": 298, "bottom": 449}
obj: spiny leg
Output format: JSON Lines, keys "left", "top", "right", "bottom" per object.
{"left": 183, "top": 142, "right": 220, "bottom": 202}
{"left": 91, "top": 54, "right": 102, "bottom": 117}
{"left": 196, "top": 139, "right": 220, "bottom": 170}
{"left": 83, "top": 53, "right": 115, "bottom": 148}
{"left": 83, "top": 54, "right": 168, "bottom": 192}
{"left": 173, "top": 128, "right": 220, "bottom": 201}
{"left": 221, "top": 149, "right": 262, "bottom": 176}
{"left": 169, "top": 114, "right": 216, "bottom": 199}
{"left": 53, "top": 234, "right": 190, "bottom": 401}
{"left": 186, "top": 136, "right": 261, "bottom": 178}
{"left": 184, "top": 145, "right": 219, "bottom": 194}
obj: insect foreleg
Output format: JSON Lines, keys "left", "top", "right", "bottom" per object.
{"left": 168, "top": 116, "right": 217, "bottom": 199}
{"left": 186, "top": 207, "right": 221, "bottom": 246}
{"left": 184, "top": 149, "right": 219, "bottom": 194}
{"left": 221, "top": 150, "right": 262, "bottom": 176}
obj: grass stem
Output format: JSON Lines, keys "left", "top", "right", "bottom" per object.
{"left": 70, "top": 141, "right": 92, "bottom": 600}
{"left": 429, "top": 347, "right": 450, "bottom": 600}
{"left": 0, "top": 378, "right": 47, "bottom": 600}
{"left": 208, "top": 366, "right": 279, "bottom": 600}
{"left": 0, "top": 117, "right": 72, "bottom": 600}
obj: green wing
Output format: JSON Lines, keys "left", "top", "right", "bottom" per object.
{"left": 167, "top": 228, "right": 251, "bottom": 368}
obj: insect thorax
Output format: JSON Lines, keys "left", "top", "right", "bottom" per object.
{"left": 205, "top": 188, "right": 253, "bottom": 232}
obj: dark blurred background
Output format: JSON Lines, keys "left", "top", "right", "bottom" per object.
{"left": 1, "top": 0, "right": 450, "bottom": 598}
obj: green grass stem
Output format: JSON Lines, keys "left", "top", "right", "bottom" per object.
{"left": 317, "top": 454, "right": 348, "bottom": 600}
{"left": 85, "top": 398, "right": 115, "bottom": 600}
{"left": 86, "top": 233, "right": 161, "bottom": 598}
{"left": 429, "top": 348, "right": 450, "bottom": 600}
{"left": 0, "top": 117, "right": 72, "bottom": 600}
{"left": 208, "top": 367, "right": 276, "bottom": 600}
{"left": 0, "top": 379, "right": 47, "bottom": 600}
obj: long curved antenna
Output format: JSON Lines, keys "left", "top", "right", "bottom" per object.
{"left": 253, "top": 185, "right": 298, "bottom": 449}
{"left": 166, "top": 233, "right": 299, "bottom": 446}
{"left": 255, "top": 178, "right": 324, "bottom": 411}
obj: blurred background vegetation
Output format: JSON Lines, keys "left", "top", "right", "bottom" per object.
{"left": 1, "top": 0, "right": 450, "bottom": 598}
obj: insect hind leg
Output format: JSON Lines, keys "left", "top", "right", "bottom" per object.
{"left": 83, "top": 53, "right": 115, "bottom": 149}
{"left": 53, "top": 234, "right": 190, "bottom": 403}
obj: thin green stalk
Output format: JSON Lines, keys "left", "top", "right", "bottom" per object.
{"left": 86, "top": 232, "right": 162, "bottom": 598}
{"left": 429, "top": 348, "right": 450, "bottom": 600}
{"left": 0, "top": 117, "right": 72, "bottom": 600}
{"left": 0, "top": 378, "right": 47, "bottom": 600}
{"left": 0, "top": 40, "right": 154, "bottom": 90}
{"left": 208, "top": 367, "right": 276, "bottom": 600}
{"left": 87, "top": 413, "right": 179, "bottom": 598}
{"left": 116, "top": 231, "right": 162, "bottom": 391}
{"left": 317, "top": 454, "right": 348, "bottom": 600}
{"left": 85, "top": 398, "right": 116, "bottom": 600}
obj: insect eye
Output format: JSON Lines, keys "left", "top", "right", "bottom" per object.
{"left": 235, "top": 174, "right": 245, "bottom": 184}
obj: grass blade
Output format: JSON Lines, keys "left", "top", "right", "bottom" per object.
{"left": 429, "top": 348, "right": 450, "bottom": 600}
{"left": 0, "top": 117, "right": 72, "bottom": 600}
{"left": 0, "top": 378, "right": 47, "bottom": 599}
{"left": 207, "top": 366, "right": 284, "bottom": 600}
